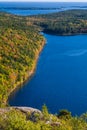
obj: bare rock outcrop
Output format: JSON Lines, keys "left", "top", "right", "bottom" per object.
{"left": 0, "top": 106, "right": 43, "bottom": 122}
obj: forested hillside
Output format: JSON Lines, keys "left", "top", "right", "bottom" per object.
{"left": 0, "top": 12, "right": 45, "bottom": 106}
{"left": 1, "top": 9, "right": 87, "bottom": 130}
{"left": 30, "top": 9, "right": 87, "bottom": 35}
{"left": 0, "top": 105, "right": 87, "bottom": 130}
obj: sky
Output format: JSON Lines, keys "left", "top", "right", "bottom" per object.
{"left": 0, "top": 0, "right": 87, "bottom": 2}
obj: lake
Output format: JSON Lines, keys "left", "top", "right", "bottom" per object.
{"left": 9, "top": 33, "right": 87, "bottom": 116}
{"left": 0, "top": 2, "right": 87, "bottom": 15}
{"left": 1, "top": 2, "right": 87, "bottom": 115}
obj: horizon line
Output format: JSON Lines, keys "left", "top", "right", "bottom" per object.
{"left": 0, "top": 1, "right": 87, "bottom": 2}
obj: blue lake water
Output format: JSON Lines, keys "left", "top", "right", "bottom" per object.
{"left": 1, "top": 9, "right": 60, "bottom": 16}
{"left": 9, "top": 33, "right": 87, "bottom": 116}
{"left": 0, "top": 2, "right": 87, "bottom": 16}
{"left": 2, "top": 2, "right": 87, "bottom": 115}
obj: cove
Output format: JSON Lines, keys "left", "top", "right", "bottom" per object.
{"left": 9, "top": 33, "right": 87, "bottom": 116}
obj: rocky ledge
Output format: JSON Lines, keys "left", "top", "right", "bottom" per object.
{"left": 0, "top": 106, "right": 41, "bottom": 113}
{"left": 0, "top": 107, "right": 42, "bottom": 122}
{"left": 13, "top": 106, "right": 42, "bottom": 114}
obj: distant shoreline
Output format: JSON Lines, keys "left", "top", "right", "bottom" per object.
{"left": 0, "top": 7, "right": 61, "bottom": 10}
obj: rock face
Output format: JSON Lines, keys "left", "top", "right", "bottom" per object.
{"left": 0, "top": 107, "right": 41, "bottom": 113}
{"left": 0, "top": 107, "right": 43, "bottom": 122}
{"left": 13, "top": 106, "right": 42, "bottom": 114}
{"left": 14, "top": 107, "right": 43, "bottom": 122}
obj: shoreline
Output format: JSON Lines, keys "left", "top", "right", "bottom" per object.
{"left": 43, "top": 30, "right": 87, "bottom": 36}
{"left": 7, "top": 37, "right": 46, "bottom": 106}
{"left": 7, "top": 30, "right": 87, "bottom": 106}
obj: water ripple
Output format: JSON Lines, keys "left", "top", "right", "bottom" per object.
{"left": 65, "top": 49, "right": 87, "bottom": 56}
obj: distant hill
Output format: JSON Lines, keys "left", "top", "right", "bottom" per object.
{"left": 30, "top": 9, "right": 87, "bottom": 35}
